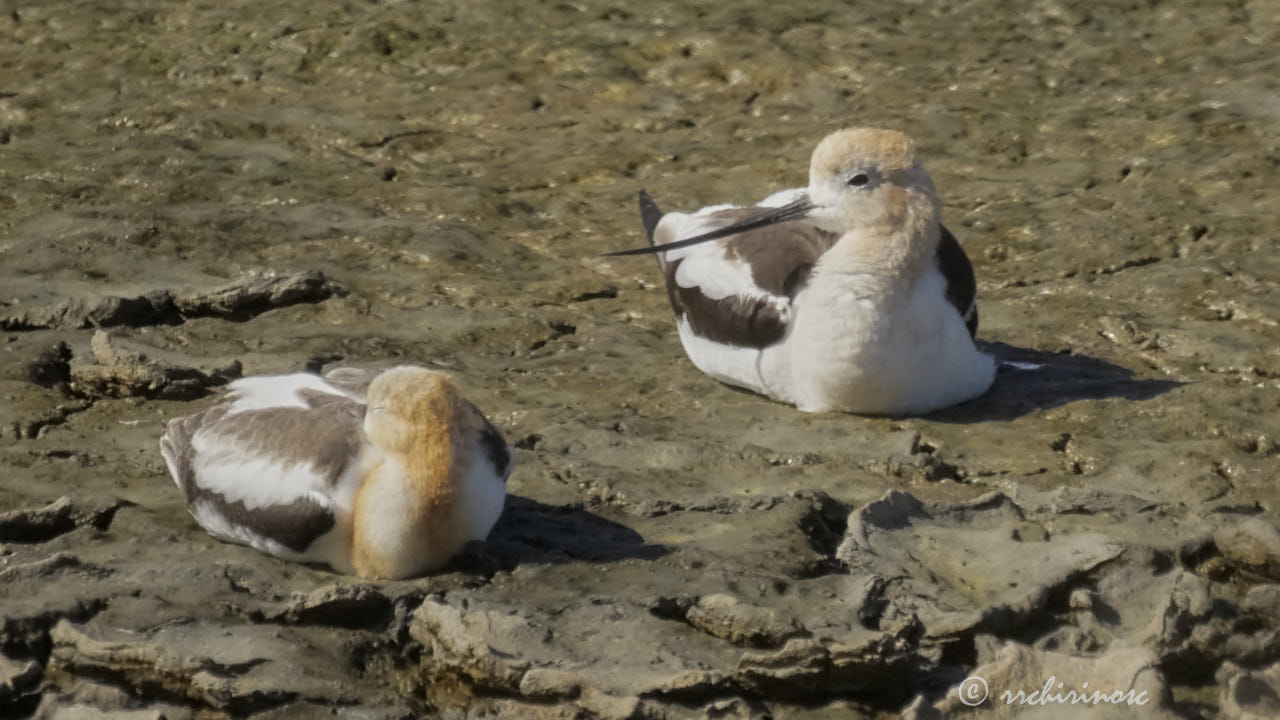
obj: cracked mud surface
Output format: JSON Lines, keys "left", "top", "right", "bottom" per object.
{"left": 2, "top": 1, "right": 1279, "bottom": 718}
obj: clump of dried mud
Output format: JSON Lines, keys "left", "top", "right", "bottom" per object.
{"left": 2, "top": 1, "right": 1278, "bottom": 718}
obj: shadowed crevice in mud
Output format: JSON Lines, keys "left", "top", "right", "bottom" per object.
{"left": 0, "top": 597, "right": 110, "bottom": 672}
{"left": 0, "top": 497, "right": 132, "bottom": 544}
{"left": 929, "top": 341, "right": 1183, "bottom": 423}
{"left": 0, "top": 271, "right": 344, "bottom": 331}
{"left": 465, "top": 495, "right": 670, "bottom": 571}
{"left": 248, "top": 584, "right": 400, "bottom": 631}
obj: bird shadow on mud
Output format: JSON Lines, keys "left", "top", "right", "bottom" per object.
{"left": 928, "top": 341, "right": 1183, "bottom": 423}
{"left": 453, "top": 495, "right": 669, "bottom": 573}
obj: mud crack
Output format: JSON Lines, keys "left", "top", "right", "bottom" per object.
{"left": 0, "top": 497, "right": 130, "bottom": 544}
{"left": 1, "top": 270, "right": 345, "bottom": 331}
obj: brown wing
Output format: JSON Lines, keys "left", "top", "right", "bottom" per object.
{"left": 654, "top": 205, "right": 837, "bottom": 349}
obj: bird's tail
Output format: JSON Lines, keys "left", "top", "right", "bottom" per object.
{"left": 638, "top": 190, "right": 664, "bottom": 246}
{"left": 637, "top": 190, "right": 666, "bottom": 270}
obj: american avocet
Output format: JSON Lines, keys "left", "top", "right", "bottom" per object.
{"left": 160, "top": 366, "right": 511, "bottom": 579}
{"left": 609, "top": 128, "right": 996, "bottom": 415}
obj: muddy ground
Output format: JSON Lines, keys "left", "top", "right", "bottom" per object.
{"left": 2, "top": 0, "right": 1279, "bottom": 718}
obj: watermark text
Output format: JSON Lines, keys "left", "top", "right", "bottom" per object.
{"left": 958, "top": 675, "right": 1150, "bottom": 707}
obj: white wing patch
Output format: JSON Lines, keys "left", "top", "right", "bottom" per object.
{"left": 225, "top": 372, "right": 363, "bottom": 414}
{"left": 658, "top": 194, "right": 800, "bottom": 320}
{"left": 676, "top": 317, "right": 769, "bottom": 396}
{"left": 189, "top": 430, "right": 337, "bottom": 511}
{"left": 672, "top": 240, "right": 758, "bottom": 301}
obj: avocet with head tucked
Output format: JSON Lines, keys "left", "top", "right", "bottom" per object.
{"left": 160, "top": 365, "right": 511, "bottom": 579}
{"left": 608, "top": 128, "right": 995, "bottom": 415}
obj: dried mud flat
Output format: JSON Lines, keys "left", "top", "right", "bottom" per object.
{"left": 2, "top": 1, "right": 1279, "bottom": 718}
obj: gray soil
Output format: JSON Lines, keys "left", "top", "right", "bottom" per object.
{"left": 2, "top": 1, "right": 1279, "bottom": 718}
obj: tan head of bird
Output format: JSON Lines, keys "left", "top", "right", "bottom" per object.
{"left": 804, "top": 127, "right": 940, "bottom": 237}
{"left": 364, "top": 367, "right": 462, "bottom": 458}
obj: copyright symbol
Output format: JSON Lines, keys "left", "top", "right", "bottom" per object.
{"left": 958, "top": 675, "right": 988, "bottom": 706}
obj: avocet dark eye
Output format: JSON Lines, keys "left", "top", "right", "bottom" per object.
{"left": 848, "top": 173, "right": 870, "bottom": 187}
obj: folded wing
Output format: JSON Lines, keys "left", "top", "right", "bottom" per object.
{"left": 160, "top": 372, "right": 366, "bottom": 561}
{"left": 936, "top": 225, "right": 979, "bottom": 337}
{"left": 643, "top": 190, "right": 838, "bottom": 349}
